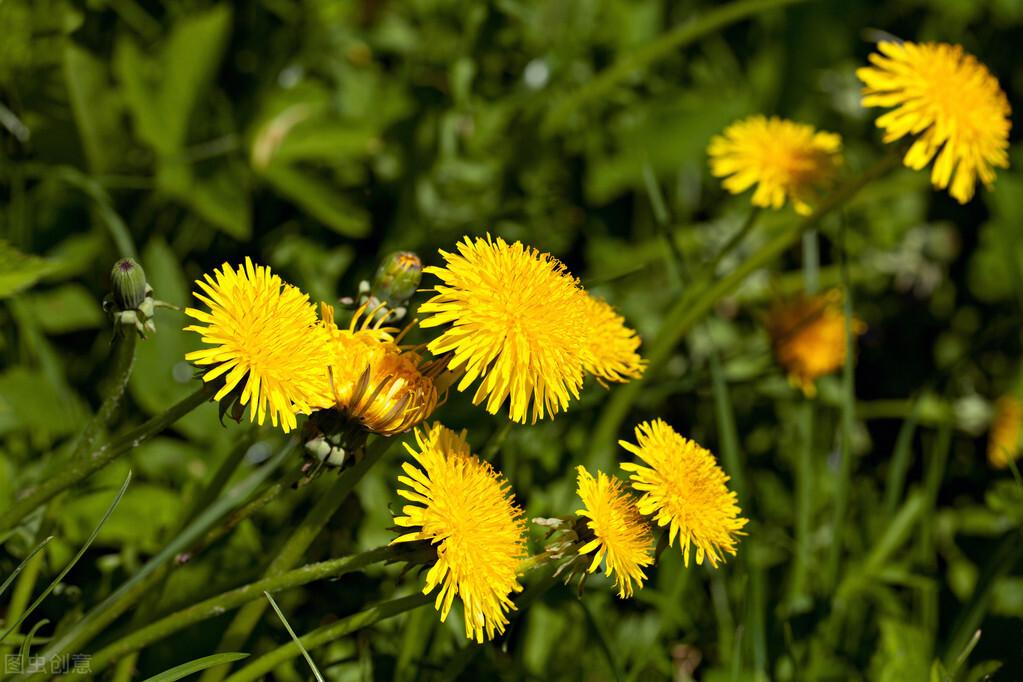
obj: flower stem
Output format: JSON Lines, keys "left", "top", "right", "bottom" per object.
{"left": 0, "top": 383, "right": 214, "bottom": 532}
{"left": 72, "top": 330, "right": 138, "bottom": 460}
{"left": 222, "top": 593, "right": 433, "bottom": 682}
{"left": 198, "top": 436, "right": 395, "bottom": 682}
{"left": 87, "top": 545, "right": 412, "bottom": 674}
{"left": 586, "top": 152, "right": 900, "bottom": 471}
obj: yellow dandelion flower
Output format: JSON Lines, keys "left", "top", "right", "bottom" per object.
{"left": 988, "top": 396, "right": 1023, "bottom": 469}
{"left": 418, "top": 235, "right": 588, "bottom": 424}
{"left": 318, "top": 303, "right": 438, "bottom": 436}
{"left": 858, "top": 41, "right": 1011, "bottom": 204}
{"left": 764, "top": 291, "right": 865, "bottom": 397}
{"left": 393, "top": 423, "right": 527, "bottom": 642}
{"left": 708, "top": 115, "right": 843, "bottom": 215}
{"left": 184, "top": 258, "right": 331, "bottom": 433}
{"left": 574, "top": 466, "right": 654, "bottom": 598}
{"left": 619, "top": 420, "right": 747, "bottom": 567}
{"left": 579, "top": 294, "right": 646, "bottom": 385}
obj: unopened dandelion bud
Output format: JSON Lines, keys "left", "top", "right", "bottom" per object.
{"left": 371, "top": 251, "right": 422, "bottom": 307}
{"left": 111, "top": 259, "right": 148, "bottom": 310}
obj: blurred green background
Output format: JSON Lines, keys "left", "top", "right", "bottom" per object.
{"left": 2, "top": 0, "right": 1023, "bottom": 679}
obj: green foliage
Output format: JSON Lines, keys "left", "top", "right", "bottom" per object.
{"left": 2, "top": 0, "right": 1023, "bottom": 680}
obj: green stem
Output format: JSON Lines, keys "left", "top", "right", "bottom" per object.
{"left": 919, "top": 423, "right": 952, "bottom": 635}
{"left": 586, "top": 153, "right": 899, "bottom": 470}
{"left": 0, "top": 384, "right": 213, "bottom": 532}
{"left": 73, "top": 331, "right": 138, "bottom": 461}
{"left": 223, "top": 594, "right": 433, "bottom": 682}
{"left": 702, "top": 207, "right": 762, "bottom": 280}
{"left": 87, "top": 545, "right": 410, "bottom": 674}
{"left": 199, "top": 437, "right": 394, "bottom": 682}
{"left": 787, "top": 401, "right": 814, "bottom": 610}
{"left": 542, "top": 0, "right": 811, "bottom": 133}
{"left": 824, "top": 222, "right": 859, "bottom": 590}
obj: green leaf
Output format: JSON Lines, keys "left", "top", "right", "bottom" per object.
{"left": 261, "top": 164, "right": 371, "bottom": 237}
{"left": 63, "top": 42, "right": 123, "bottom": 173}
{"left": 0, "top": 241, "right": 55, "bottom": 299}
{"left": 25, "top": 283, "right": 103, "bottom": 334}
{"left": 140, "top": 653, "right": 250, "bottom": 682}
{"left": 264, "top": 591, "right": 324, "bottom": 682}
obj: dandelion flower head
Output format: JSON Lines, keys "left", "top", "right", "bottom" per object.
{"left": 858, "top": 40, "right": 1011, "bottom": 203}
{"left": 392, "top": 423, "right": 527, "bottom": 641}
{"left": 318, "top": 303, "right": 437, "bottom": 436}
{"left": 708, "top": 115, "right": 843, "bottom": 215}
{"left": 764, "top": 290, "right": 864, "bottom": 397}
{"left": 575, "top": 466, "right": 654, "bottom": 598}
{"left": 184, "top": 258, "right": 331, "bottom": 433}
{"left": 988, "top": 395, "right": 1023, "bottom": 469}
{"left": 579, "top": 294, "right": 646, "bottom": 386}
{"left": 418, "top": 235, "right": 588, "bottom": 424}
{"left": 620, "top": 420, "right": 747, "bottom": 567}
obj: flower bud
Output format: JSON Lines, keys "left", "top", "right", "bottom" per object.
{"left": 371, "top": 251, "right": 422, "bottom": 307}
{"left": 111, "top": 258, "right": 148, "bottom": 310}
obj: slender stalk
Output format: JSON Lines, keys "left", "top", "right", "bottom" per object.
{"left": 787, "top": 402, "right": 814, "bottom": 609}
{"left": 703, "top": 208, "right": 762, "bottom": 281}
{"left": 824, "top": 221, "right": 859, "bottom": 590}
{"left": 918, "top": 423, "right": 952, "bottom": 635}
{"left": 87, "top": 545, "right": 410, "bottom": 674}
{"left": 0, "top": 384, "right": 214, "bottom": 532}
{"left": 882, "top": 401, "right": 921, "bottom": 519}
{"left": 223, "top": 594, "right": 433, "bottom": 682}
{"left": 199, "top": 437, "right": 394, "bottom": 682}
{"left": 586, "top": 153, "right": 900, "bottom": 470}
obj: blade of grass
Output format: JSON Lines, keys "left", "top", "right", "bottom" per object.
{"left": 941, "top": 527, "right": 1023, "bottom": 667}
{"left": 26, "top": 442, "right": 295, "bottom": 680}
{"left": 0, "top": 470, "right": 131, "bottom": 644}
{"left": 882, "top": 400, "right": 921, "bottom": 520}
{"left": 919, "top": 424, "right": 953, "bottom": 635}
{"left": 223, "top": 594, "right": 433, "bottom": 682}
{"left": 786, "top": 402, "right": 814, "bottom": 611}
{"left": 18, "top": 619, "right": 49, "bottom": 668}
{"left": 139, "top": 653, "right": 250, "bottom": 682}
{"left": 0, "top": 537, "right": 53, "bottom": 601}
{"left": 264, "top": 591, "right": 324, "bottom": 682}
{"left": 578, "top": 598, "right": 623, "bottom": 682}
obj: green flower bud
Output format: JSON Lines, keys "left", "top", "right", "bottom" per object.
{"left": 111, "top": 258, "right": 148, "bottom": 310}
{"left": 371, "top": 251, "right": 422, "bottom": 307}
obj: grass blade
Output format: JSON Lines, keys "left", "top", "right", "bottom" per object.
{"left": 264, "top": 591, "right": 324, "bottom": 682}
{"left": 18, "top": 619, "right": 49, "bottom": 667}
{"left": 140, "top": 653, "right": 250, "bottom": 682}
{"left": 0, "top": 470, "right": 131, "bottom": 644}
{"left": 0, "top": 536, "right": 54, "bottom": 601}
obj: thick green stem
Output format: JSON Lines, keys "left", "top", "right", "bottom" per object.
{"left": 222, "top": 594, "right": 432, "bottom": 682}
{"left": 199, "top": 437, "right": 394, "bottom": 682}
{"left": 73, "top": 331, "right": 138, "bottom": 461}
{"left": 586, "top": 154, "right": 899, "bottom": 470}
{"left": 87, "top": 545, "right": 407, "bottom": 674}
{"left": 0, "top": 384, "right": 213, "bottom": 532}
